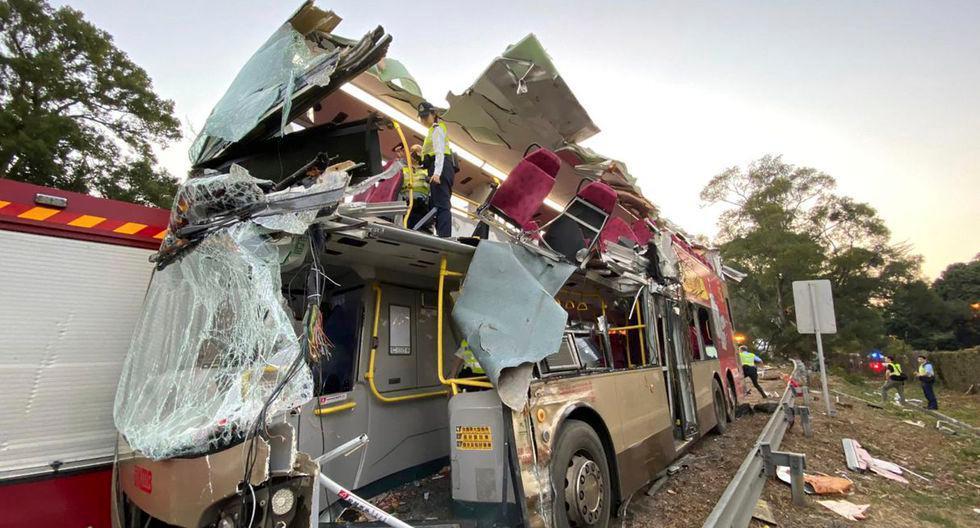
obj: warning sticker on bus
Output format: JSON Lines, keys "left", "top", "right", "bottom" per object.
{"left": 456, "top": 425, "right": 492, "bottom": 450}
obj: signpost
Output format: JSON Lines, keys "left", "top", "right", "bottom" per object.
{"left": 792, "top": 280, "right": 837, "bottom": 416}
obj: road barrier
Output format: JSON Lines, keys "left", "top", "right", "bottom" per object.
{"left": 702, "top": 359, "right": 811, "bottom": 528}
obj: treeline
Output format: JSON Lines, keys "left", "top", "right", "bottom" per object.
{"left": 702, "top": 155, "right": 977, "bottom": 359}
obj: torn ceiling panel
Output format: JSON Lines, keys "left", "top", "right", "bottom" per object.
{"left": 190, "top": 1, "right": 391, "bottom": 169}
{"left": 451, "top": 241, "right": 575, "bottom": 410}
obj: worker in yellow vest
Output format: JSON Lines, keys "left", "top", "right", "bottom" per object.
{"left": 739, "top": 345, "right": 769, "bottom": 398}
{"left": 454, "top": 339, "right": 485, "bottom": 377}
{"left": 880, "top": 355, "right": 906, "bottom": 404}
{"left": 916, "top": 354, "right": 938, "bottom": 410}
{"left": 417, "top": 101, "right": 456, "bottom": 237}
{"left": 392, "top": 143, "right": 430, "bottom": 231}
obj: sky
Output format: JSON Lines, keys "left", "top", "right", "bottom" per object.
{"left": 55, "top": 0, "right": 980, "bottom": 278}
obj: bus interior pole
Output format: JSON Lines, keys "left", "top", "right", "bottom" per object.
{"left": 808, "top": 283, "right": 835, "bottom": 416}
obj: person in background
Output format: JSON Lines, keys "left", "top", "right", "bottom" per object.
{"left": 739, "top": 345, "right": 769, "bottom": 398}
{"left": 417, "top": 101, "right": 456, "bottom": 238}
{"left": 392, "top": 143, "right": 430, "bottom": 231}
{"left": 880, "top": 355, "right": 906, "bottom": 405}
{"left": 916, "top": 354, "right": 939, "bottom": 410}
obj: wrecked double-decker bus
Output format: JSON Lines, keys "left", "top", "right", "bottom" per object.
{"left": 111, "top": 3, "right": 746, "bottom": 527}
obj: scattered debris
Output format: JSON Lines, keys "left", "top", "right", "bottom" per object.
{"left": 842, "top": 438, "right": 909, "bottom": 484}
{"left": 645, "top": 475, "right": 669, "bottom": 497}
{"left": 816, "top": 499, "right": 870, "bottom": 521}
{"left": 804, "top": 474, "right": 855, "bottom": 495}
{"left": 964, "top": 384, "right": 976, "bottom": 396}
{"left": 902, "top": 419, "right": 925, "bottom": 428}
{"left": 734, "top": 403, "right": 755, "bottom": 418}
{"left": 751, "top": 499, "right": 777, "bottom": 525}
{"left": 753, "top": 402, "right": 780, "bottom": 414}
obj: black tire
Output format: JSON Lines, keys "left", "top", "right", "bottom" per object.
{"left": 727, "top": 376, "right": 738, "bottom": 422}
{"left": 551, "top": 420, "right": 613, "bottom": 528}
{"left": 711, "top": 381, "right": 729, "bottom": 434}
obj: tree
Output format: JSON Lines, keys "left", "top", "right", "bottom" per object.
{"left": 702, "top": 155, "right": 919, "bottom": 357}
{"left": 884, "top": 280, "right": 961, "bottom": 350}
{"left": 0, "top": 0, "right": 180, "bottom": 207}
{"left": 931, "top": 257, "right": 980, "bottom": 348}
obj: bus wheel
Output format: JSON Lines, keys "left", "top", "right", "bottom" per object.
{"left": 551, "top": 420, "right": 612, "bottom": 527}
{"left": 711, "top": 381, "right": 729, "bottom": 434}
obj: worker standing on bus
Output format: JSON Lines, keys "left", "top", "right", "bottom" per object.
{"left": 916, "top": 354, "right": 939, "bottom": 410}
{"left": 393, "top": 144, "right": 430, "bottom": 231}
{"left": 739, "top": 345, "right": 769, "bottom": 398}
{"left": 880, "top": 355, "right": 906, "bottom": 405}
{"left": 418, "top": 101, "right": 456, "bottom": 238}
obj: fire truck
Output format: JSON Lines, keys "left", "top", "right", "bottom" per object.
{"left": 0, "top": 179, "right": 169, "bottom": 528}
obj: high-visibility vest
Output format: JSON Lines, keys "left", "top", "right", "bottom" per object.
{"left": 459, "top": 340, "right": 485, "bottom": 374}
{"left": 918, "top": 363, "right": 933, "bottom": 379}
{"left": 889, "top": 362, "right": 902, "bottom": 377}
{"left": 421, "top": 122, "right": 451, "bottom": 157}
{"left": 739, "top": 350, "right": 757, "bottom": 366}
{"left": 401, "top": 167, "right": 430, "bottom": 196}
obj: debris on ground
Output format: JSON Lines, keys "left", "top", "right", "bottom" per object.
{"left": 751, "top": 498, "right": 777, "bottom": 524}
{"left": 734, "top": 403, "right": 755, "bottom": 417}
{"left": 753, "top": 402, "right": 781, "bottom": 414}
{"left": 902, "top": 419, "right": 925, "bottom": 428}
{"left": 816, "top": 499, "right": 870, "bottom": 521}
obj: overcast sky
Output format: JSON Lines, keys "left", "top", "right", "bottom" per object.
{"left": 57, "top": 0, "right": 979, "bottom": 278}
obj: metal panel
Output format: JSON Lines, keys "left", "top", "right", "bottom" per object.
{"left": 0, "top": 230, "right": 154, "bottom": 477}
{"left": 702, "top": 360, "right": 806, "bottom": 528}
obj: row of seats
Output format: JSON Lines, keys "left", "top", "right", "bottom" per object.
{"left": 487, "top": 148, "right": 656, "bottom": 264}
{"left": 352, "top": 146, "right": 655, "bottom": 266}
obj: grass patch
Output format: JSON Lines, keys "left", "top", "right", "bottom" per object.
{"left": 917, "top": 511, "right": 958, "bottom": 528}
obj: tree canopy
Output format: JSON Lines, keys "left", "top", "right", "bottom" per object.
{"left": 0, "top": 0, "right": 180, "bottom": 207}
{"left": 885, "top": 256, "right": 980, "bottom": 350}
{"left": 702, "top": 155, "right": 919, "bottom": 358}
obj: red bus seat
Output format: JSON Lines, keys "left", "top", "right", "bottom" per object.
{"left": 486, "top": 148, "right": 560, "bottom": 227}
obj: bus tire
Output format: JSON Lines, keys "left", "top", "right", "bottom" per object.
{"left": 727, "top": 375, "right": 738, "bottom": 422}
{"left": 711, "top": 381, "right": 729, "bottom": 435}
{"left": 551, "top": 419, "right": 612, "bottom": 528}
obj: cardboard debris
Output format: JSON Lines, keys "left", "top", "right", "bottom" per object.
{"left": 804, "top": 474, "right": 855, "bottom": 495}
{"left": 752, "top": 499, "right": 777, "bottom": 524}
{"left": 902, "top": 419, "right": 925, "bottom": 428}
{"left": 817, "top": 499, "right": 870, "bottom": 521}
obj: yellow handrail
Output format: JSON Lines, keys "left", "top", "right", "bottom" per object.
{"left": 437, "top": 256, "right": 494, "bottom": 394}
{"left": 392, "top": 122, "right": 414, "bottom": 229}
{"left": 607, "top": 297, "right": 647, "bottom": 367}
{"left": 314, "top": 401, "right": 357, "bottom": 416}
{"left": 365, "top": 283, "right": 448, "bottom": 403}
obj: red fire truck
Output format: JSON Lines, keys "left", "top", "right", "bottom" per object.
{"left": 0, "top": 179, "right": 169, "bottom": 528}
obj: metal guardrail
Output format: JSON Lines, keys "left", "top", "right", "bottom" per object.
{"left": 702, "top": 359, "right": 812, "bottom": 528}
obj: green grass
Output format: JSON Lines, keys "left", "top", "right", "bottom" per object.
{"left": 917, "top": 511, "right": 959, "bottom": 528}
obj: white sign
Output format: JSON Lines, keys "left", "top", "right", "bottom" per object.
{"left": 793, "top": 280, "right": 837, "bottom": 334}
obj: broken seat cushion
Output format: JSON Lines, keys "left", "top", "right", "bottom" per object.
{"left": 577, "top": 180, "right": 617, "bottom": 214}
{"left": 489, "top": 148, "right": 560, "bottom": 227}
{"left": 352, "top": 162, "right": 403, "bottom": 203}
{"left": 598, "top": 217, "right": 640, "bottom": 252}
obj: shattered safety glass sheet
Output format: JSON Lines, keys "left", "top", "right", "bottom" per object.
{"left": 115, "top": 185, "right": 322, "bottom": 460}
{"left": 451, "top": 241, "right": 575, "bottom": 410}
{"left": 189, "top": 21, "right": 339, "bottom": 166}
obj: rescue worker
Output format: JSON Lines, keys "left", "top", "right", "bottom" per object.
{"left": 417, "top": 101, "right": 455, "bottom": 237}
{"left": 453, "top": 339, "right": 485, "bottom": 378}
{"left": 392, "top": 143, "right": 430, "bottom": 231}
{"left": 739, "top": 345, "right": 769, "bottom": 398}
{"left": 880, "top": 355, "right": 906, "bottom": 405}
{"left": 916, "top": 354, "right": 938, "bottom": 410}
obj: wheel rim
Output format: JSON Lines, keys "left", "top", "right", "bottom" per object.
{"left": 564, "top": 454, "right": 604, "bottom": 526}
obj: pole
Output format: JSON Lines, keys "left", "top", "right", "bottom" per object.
{"left": 808, "top": 283, "right": 835, "bottom": 416}
{"left": 317, "top": 472, "right": 415, "bottom": 528}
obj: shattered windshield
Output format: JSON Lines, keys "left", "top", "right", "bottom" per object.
{"left": 112, "top": 167, "right": 354, "bottom": 460}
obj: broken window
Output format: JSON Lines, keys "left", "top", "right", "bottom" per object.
{"left": 313, "top": 287, "right": 363, "bottom": 395}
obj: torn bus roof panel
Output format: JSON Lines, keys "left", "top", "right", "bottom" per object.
{"left": 451, "top": 241, "right": 575, "bottom": 410}
{"left": 190, "top": 1, "right": 391, "bottom": 168}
